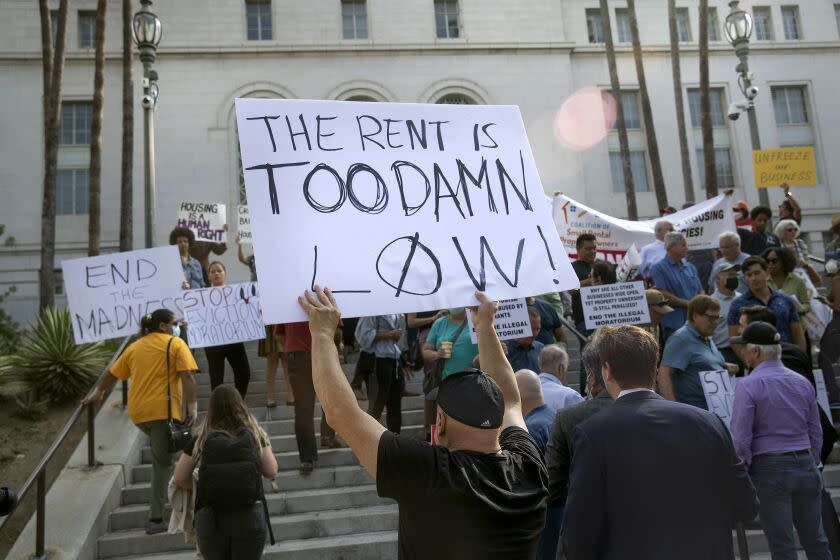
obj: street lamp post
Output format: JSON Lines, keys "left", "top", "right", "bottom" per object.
{"left": 132, "top": 0, "right": 162, "bottom": 249}
{"left": 725, "top": 0, "right": 769, "bottom": 207}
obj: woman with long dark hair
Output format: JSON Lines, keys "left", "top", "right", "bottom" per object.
{"left": 174, "top": 385, "right": 278, "bottom": 559}
{"left": 84, "top": 308, "right": 198, "bottom": 535}
{"left": 204, "top": 261, "right": 251, "bottom": 396}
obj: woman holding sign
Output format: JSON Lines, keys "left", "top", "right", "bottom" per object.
{"left": 204, "top": 261, "right": 252, "bottom": 397}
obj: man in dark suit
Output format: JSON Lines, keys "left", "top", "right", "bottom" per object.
{"left": 562, "top": 325, "right": 758, "bottom": 560}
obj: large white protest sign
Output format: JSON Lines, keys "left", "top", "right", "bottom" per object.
{"left": 236, "top": 99, "right": 578, "bottom": 323}
{"left": 699, "top": 369, "right": 736, "bottom": 428}
{"left": 177, "top": 202, "right": 227, "bottom": 242}
{"left": 183, "top": 281, "right": 265, "bottom": 349}
{"left": 237, "top": 205, "right": 252, "bottom": 244}
{"left": 553, "top": 193, "right": 736, "bottom": 261}
{"left": 581, "top": 280, "right": 650, "bottom": 330}
{"left": 466, "top": 298, "right": 531, "bottom": 343}
{"left": 62, "top": 246, "right": 184, "bottom": 344}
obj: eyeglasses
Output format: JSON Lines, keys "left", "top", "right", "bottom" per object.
{"left": 703, "top": 314, "right": 722, "bottom": 321}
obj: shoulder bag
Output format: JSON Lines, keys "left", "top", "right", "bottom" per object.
{"left": 165, "top": 337, "right": 192, "bottom": 453}
{"left": 423, "top": 320, "right": 468, "bottom": 395}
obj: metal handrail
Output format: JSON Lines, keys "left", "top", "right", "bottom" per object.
{"left": 559, "top": 315, "right": 588, "bottom": 344}
{"left": 0, "top": 335, "right": 131, "bottom": 558}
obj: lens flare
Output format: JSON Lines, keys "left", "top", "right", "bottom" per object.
{"left": 553, "top": 87, "right": 617, "bottom": 151}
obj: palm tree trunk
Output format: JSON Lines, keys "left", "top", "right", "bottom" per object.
{"left": 88, "top": 0, "right": 107, "bottom": 257}
{"left": 668, "top": 0, "right": 695, "bottom": 204}
{"left": 600, "top": 0, "right": 637, "bottom": 220}
{"left": 627, "top": 0, "right": 668, "bottom": 210}
{"left": 119, "top": 0, "right": 134, "bottom": 252}
{"left": 699, "top": 0, "right": 718, "bottom": 198}
{"left": 38, "top": 0, "right": 69, "bottom": 310}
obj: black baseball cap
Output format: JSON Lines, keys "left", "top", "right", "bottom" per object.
{"left": 730, "top": 321, "right": 781, "bottom": 346}
{"left": 437, "top": 369, "right": 504, "bottom": 430}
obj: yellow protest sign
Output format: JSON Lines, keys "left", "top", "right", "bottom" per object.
{"left": 752, "top": 147, "right": 817, "bottom": 188}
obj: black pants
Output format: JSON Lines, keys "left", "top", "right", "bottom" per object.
{"left": 351, "top": 350, "right": 374, "bottom": 391}
{"left": 287, "top": 351, "right": 335, "bottom": 463}
{"left": 195, "top": 503, "right": 267, "bottom": 560}
{"left": 367, "top": 357, "right": 404, "bottom": 433}
{"left": 205, "top": 343, "right": 251, "bottom": 397}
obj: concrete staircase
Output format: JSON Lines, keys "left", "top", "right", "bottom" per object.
{"left": 98, "top": 343, "right": 417, "bottom": 559}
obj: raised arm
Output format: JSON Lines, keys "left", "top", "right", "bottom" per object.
{"left": 299, "top": 287, "right": 386, "bottom": 478}
{"left": 237, "top": 242, "right": 250, "bottom": 266}
{"left": 470, "top": 292, "right": 526, "bottom": 430}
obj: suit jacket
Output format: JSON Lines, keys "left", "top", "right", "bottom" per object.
{"left": 562, "top": 391, "right": 757, "bottom": 560}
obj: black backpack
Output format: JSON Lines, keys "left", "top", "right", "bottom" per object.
{"left": 196, "top": 428, "right": 275, "bottom": 544}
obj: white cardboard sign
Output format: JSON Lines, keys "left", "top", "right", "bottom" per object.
{"left": 237, "top": 205, "right": 252, "bottom": 244}
{"left": 466, "top": 298, "right": 531, "bottom": 343}
{"left": 812, "top": 369, "right": 831, "bottom": 418}
{"left": 699, "top": 369, "right": 736, "bottom": 428}
{"left": 553, "top": 193, "right": 736, "bottom": 261}
{"left": 183, "top": 281, "right": 265, "bottom": 349}
{"left": 62, "top": 246, "right": 185, "bottom": 344}
{"left": 177, "top": 202, "right": 227, "bottom": 242}
{"left": 235, "top": 98, "right": 578, "bottom": 323}
{"left": 580, "top": 281, "right": 650, "bottom": 330}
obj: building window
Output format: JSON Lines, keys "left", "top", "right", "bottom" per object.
{"left": 434, "top": 0, "right": 460, "bottom": 39}
{"left": 78, "top": 11, "right": 95, "bottom": 48}
{"left": 609, "top": 152, "right": 651, "bottom": 193}
{"left": 342, "top": 0, "right": 368, "bottom": 39}
{"left": 688, "top": 88, "right": 735, "bottom": 189}
{"left": 585, "top": 9, "right": 604, "bottom": 43}
{"left": 753, "top": 7, "right": 773, "bottom": 40}
{"left": 707, "top": 8, "right": 719, "bottom": 41}
{"left": 611, "top": 91, "right": 641, "bottom": 129}
{"left": 436, "top": 93, "right": 476, "bottom": 105}
{"left": 60, "top": 102, "right": 92, "bottom": 145}
{"left": 676, "top": 8, "right": 691, "bottom": 42}
{"left": 346, "top": 95, "right": 378, "bottom": 102}
{"left": 50, "top": 10, "right": 58, "bottom": 47}
{"left": 615, "top": 9, "right": 631, "bottom": 43}
{"left": 56, "top": 169, "right": 89, "bottom": 215}
{"left": 781, "top": 6, "right": 801, "bottom": 40}
{"left": 246, "top": 0, "right": 272, "bottom": 41}
{"left": 772, "top": 86, "right": 808, "bottom": 125}
{"left": 835, "top": 4, "right": 840, "bottom": 37}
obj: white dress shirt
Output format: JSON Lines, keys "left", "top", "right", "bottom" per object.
{"left": 639, "top": 240, "right": 666, "bottom": 277}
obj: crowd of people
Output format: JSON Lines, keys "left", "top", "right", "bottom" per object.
{"left": 79, "top": 190, "right": 840, "bottom": 560}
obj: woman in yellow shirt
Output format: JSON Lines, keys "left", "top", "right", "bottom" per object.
{"left": 84, "top": 308, "right": 198, "bottom": 535}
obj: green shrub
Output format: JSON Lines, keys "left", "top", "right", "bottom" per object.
{"left": 0, "top": 354, "right": 21, "bottom": 386}
{"left": 14, "top": 390, "right": 49, "bottom": 420}
{"left": 18, "top": 307, "right": 110, "bottom": 404}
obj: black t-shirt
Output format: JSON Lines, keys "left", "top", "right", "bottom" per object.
{"left": 570, "top": 260, "right": 592, "bottom": 324}
{"left": 376, "top": 427, "right": 547, "bottom": 560}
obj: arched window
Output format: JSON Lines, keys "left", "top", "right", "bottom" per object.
{"left": 436, "top": 93, "right": 477, "bottom": 105}
{"left": 345, "top": 95, "right": 378, "bottom": 102}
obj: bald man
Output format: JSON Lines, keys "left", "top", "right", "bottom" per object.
{"left": 516, "top": 369, "right": 556, "bottom": 454}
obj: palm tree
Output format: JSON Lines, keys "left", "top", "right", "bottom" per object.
{"left": 38, "top": 0, "right": 69, "bottom": 310}
{"left": 668, "top": 0, "right": 695, "bottom": 203}
{"left": 88, "top": 0, "right": 107, "bottom": 257}
{"left": 627, "top": 0, "right": 668, "bottom": 210}
{"left": 699, "top": 0, "right": 718, "bottom": 198}
{"left": 600, "top": 0, "right": 638, "bottom": 220}
{"left": 119, "top": 0, "right": 134, "bottom": 252}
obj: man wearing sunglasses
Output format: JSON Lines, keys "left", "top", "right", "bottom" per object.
{"left": 658, "top": 295, "right": 739, "bottom": 410}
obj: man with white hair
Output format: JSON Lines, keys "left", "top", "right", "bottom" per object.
{"left": 730, "top": 321, "right": 830, "bottom": 559}
{"left": 538, "top": 344, "right": 583, "bottom": 412}
{"left": 639, "top": 220, "right": 674, "bottom": 277}
{"left": 650, "top": 231, "right": 704, "bottom": 340}
{"left": 709, "top": 231, "right": 749, "bottom": 293}
{"left": 515, "top": 369, "right": 555, "bottom": 454}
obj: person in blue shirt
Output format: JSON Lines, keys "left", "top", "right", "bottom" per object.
{"left": 516, "top": 369, "right": 556, "bottom": 454}
{"left": 169, "top": 227, "right": 204, "bottom": 289}
{"left": 650, "top": 231, "right": 704, "bottom": 341}
{"left": 504, "top": 307, "right": 544, "bottom": 373}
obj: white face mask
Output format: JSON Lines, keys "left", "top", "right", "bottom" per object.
{"left": 171, "top": 323, "right": 181, "bottom": 338}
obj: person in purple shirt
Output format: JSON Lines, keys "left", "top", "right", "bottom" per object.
{"left": 729, "top": 321, "right": 831, "bottom": 560}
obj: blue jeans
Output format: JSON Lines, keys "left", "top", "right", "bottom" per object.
{"left": 750, "top": 453, "right": 831, "bottom": 560}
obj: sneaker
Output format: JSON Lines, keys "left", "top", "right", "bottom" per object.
{"left": 145, "top": 518, "right": 167, "bottom": 535}
{"left": 299, "top": 461, "right": 315, "bottom": 475}
{"left": 321, "top": 436, "right": 343, "bottom": 449}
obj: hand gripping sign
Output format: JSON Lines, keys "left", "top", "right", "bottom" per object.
{"left": 235, "top": 99, "right": 579, "bottom": 323}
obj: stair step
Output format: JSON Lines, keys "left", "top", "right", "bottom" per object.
{"left": 117, "top": 530, "right": 398, "bottom": 560}
{"left": 99, "top": 504, "right": 398, "bottom": 558}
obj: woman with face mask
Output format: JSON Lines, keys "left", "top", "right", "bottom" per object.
{"left": 420, "top": 307, "right": 478, "bottom": 440}
{"left": 82, "top": 308, "right": 198, "bottom": 535}
{"left": 204, "top": 261, "right": 252, "bottom": 398}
